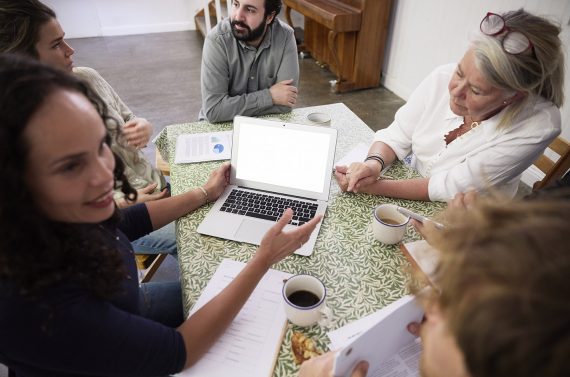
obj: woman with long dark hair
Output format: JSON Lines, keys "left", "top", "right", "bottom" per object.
{"left": 0, "top": 54, "right": 321, "bottom": 376}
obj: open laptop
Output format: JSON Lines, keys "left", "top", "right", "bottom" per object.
{"left": 197, "top": 115, "right": 338, "bottom": 256}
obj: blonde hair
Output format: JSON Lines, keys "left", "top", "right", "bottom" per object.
{"left": 472, "top": 9, "right": 564, "bottom": 129}
{"left": 416, "top": 196, "right": 570, "bottom": 377}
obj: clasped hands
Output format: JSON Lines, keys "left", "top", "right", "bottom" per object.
{"left": 334, "top": 160, "right": 382, "bottom": 194}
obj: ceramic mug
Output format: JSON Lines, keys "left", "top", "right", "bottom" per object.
{"left": 306, "top": 112, "right": 331, "bottom": 126}
{"left": 372, "top": 204, "right": 410, "bottom": 244}
{"left": 282, "top": 274, "right": 332, "bottom": 327}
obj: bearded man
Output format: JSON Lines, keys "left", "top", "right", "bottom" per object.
{"left": 199, "top": 0, "right": 299, "bottom": 123}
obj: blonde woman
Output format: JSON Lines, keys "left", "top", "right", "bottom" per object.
{"left": 337, "top": 10, "right": 564, "bottom": 202}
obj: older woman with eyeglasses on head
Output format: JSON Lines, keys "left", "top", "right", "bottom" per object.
{"left": 336, "top": 9, "right": 564, "bottom": 202}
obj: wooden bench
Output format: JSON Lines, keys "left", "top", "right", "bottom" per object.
{"left": 284, "top": 0, "right": 392, "bottom": 93}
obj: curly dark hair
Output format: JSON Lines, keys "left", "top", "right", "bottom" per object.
{"left": 0, "top": 53, "right": 137, "bottom": 298}
{"left": 0, "top": 0, "right": 55, "bottom": 56}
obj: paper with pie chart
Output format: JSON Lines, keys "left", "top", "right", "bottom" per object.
{"left": 175, "top": 131, "right": 232, "bottom": 163}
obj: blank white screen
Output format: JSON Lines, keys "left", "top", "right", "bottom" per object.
{"left": 235, "top": 123, "right": 331, "bottom": 193}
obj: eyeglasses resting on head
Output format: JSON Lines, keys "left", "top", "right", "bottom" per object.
{"left": 480, "top": 12, "right": 534, "bottom": 55}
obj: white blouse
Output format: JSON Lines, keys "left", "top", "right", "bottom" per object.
{"left": 374, "top": 64, "right": 560, "bottom": 201}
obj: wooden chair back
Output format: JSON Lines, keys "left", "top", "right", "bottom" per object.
{"left": 532, "top": 136, "right": 570, "bottom": 191}
{"left": 136, "top": 254, "right": 168, "bottom": 283}
{"left": 196, "top": 0, "right": 231, "bottom": 36}
{"left": 155, "top": 148, "right": 170, "bottom": 176}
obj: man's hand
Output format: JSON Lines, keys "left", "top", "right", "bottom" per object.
{"left": 269, "top": 79, "right": 298, "bottom": 107}
{"left": 123, "top": 117, "right": 153, "bottom": 148}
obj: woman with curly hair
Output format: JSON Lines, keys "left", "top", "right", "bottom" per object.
{"left": 0, "top": 54, "right": 321, "bottom": 376}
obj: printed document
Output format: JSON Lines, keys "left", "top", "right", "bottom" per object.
{"left": 329, "top": 295, "right": 423, "bottom": 377}
{"left": 176, "top": 259, "right": 291, "bottom": 377}
{"left": 174, "top": 131, "right": 232, "bottom": 163}
{"left": 335, "top": 142, "right": 368, "bottom": 167}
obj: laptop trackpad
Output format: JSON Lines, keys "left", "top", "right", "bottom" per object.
{"left": 235, "top": 219, "right": 273, "bottom": 243}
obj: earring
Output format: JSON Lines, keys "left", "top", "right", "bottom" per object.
{"left": 503, "top": 100, "right": 508, "bottom": 105}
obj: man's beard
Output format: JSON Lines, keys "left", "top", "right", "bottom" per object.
{"left": 231, "top": 19, "right": 267, "bottom": 42}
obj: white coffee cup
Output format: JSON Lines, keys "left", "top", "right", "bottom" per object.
{"left": 372, "top": 204, "right": 410, "bottom": 244}
{"left": 306, "top": 112, "right": 331, "bottom": 126}
{"left": 282, "top": 274, "right": 332, "bottom": 327}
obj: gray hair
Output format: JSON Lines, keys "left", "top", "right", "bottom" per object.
{"left": 471, "top": 9, "right": 564, "bottom": 128}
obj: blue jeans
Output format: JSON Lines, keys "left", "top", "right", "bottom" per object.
{"left": 131, "top": 221, "right": 177, "bottom": 255}
{"left": 139, "top": 281, "right": 184, "bottom": 327}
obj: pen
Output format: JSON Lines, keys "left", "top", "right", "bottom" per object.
{"left": 397, "top": 207, "right": 445, "bottom": 229}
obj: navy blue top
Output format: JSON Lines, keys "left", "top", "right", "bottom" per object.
{"left": 0, "top": 204, "right": 186, "bottom": 376}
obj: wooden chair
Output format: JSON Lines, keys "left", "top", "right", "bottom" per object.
{"left": 195, "top": 0, "right": 231, "bottom": 37}
{"left": 136, "top": 254, "right": 168, "bottom": 283}
{"left": 155, "top": 147, "right": 170, "bottom": 176}
{"left": 133, "top": 149, "right": 171, "bottom": 283}
{"left": 532, "top": 136, "right": 570, "bottom": 191}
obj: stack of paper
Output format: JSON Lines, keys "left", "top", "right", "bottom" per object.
{"left": 176, "top": 259, "right": 291, "bottom": 377}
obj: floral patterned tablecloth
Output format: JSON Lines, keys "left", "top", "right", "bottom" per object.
{"left": 154, "top": 103, "right": 444, "bottom": 376}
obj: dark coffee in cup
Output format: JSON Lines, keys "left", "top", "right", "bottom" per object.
{"left": 287, "top": 290, "right": 320, "bottom": 307}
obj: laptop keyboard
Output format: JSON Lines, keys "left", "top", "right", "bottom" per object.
{"left": 220, "top": 189, "right": 318, "bottom": 226}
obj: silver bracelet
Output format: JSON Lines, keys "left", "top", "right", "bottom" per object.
{"left": 197, "top": 186, "right": 209, "bottom": 203}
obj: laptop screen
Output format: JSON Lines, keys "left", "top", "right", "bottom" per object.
{"left": 233, "top": 119, "right": 336, "bottom": 198}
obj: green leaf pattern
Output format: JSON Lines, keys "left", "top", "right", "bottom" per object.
{"left": 155, "top": 104, "right": 445, "bottom": 376}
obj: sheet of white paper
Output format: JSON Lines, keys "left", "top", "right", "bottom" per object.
{"left": 367, "top": 340, "right": 421, "bottom": 377}
{"left": 174, "top": 131, "right": 232, "bottom": 163}
{"left": 330, "top": 295, "right": 423, "bottom": 377}
{"left": 176, "top": 259, "right": 291, "bottom": 377}
{"left": 328, "top": 295, "right": 415, "bottom": 351}
{"left": 334, "top": 142, "right": 369, "bottom": 168}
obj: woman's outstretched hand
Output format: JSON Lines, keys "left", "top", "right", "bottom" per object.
{"left": 254, "top": 208, "right": 322, "bottom": 268}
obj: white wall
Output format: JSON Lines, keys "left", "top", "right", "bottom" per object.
{"left": 44, "top": 0, "right": 204, "bottom": 38}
